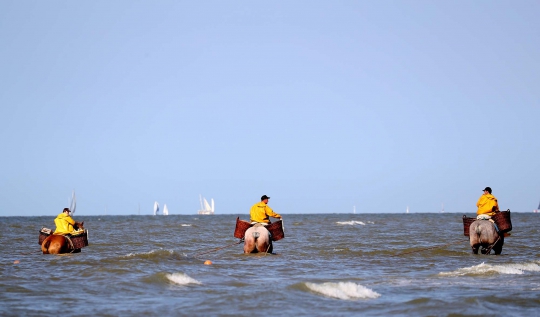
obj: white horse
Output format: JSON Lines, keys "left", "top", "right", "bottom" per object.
{"left": 243, "top": 223, "right": 273, "bottom": 254}
{"left": 469, "top": 220, "right": 504, "bottom": 255}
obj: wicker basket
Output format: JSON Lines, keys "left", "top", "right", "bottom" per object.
{"left": 38, "top": 228, "right": 52, "bottom": 245}
{"left": 234, "top": 217, "right": 252, "bottom": 239}
{"left": 266, "top": 220, "right": 285, "bottom": 241}
{"left": 70, "top": 231, "right": 89, "bottom": 249}
{"left": 492, "top": 209, "right": 512, "bottom": 233}
{"left": 462, "top": 215, "right": 476, "bottom": 236}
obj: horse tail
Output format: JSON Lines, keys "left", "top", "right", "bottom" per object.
{"left": 41, "top": 237, "right": 51, "bottom": 254}
{"left": 252, "top": 230, "right": 261, "bottom": 241}
{"left": 475, "top": 223, "right": 483, "bottom": 243}
{"left": 475, "top": 225, "right": 482, "bottom": 236}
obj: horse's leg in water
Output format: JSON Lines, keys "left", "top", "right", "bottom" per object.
{"left": 492, "top": 234, "right": 504, "bottom": 255}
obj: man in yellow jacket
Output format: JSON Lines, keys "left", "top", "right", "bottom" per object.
{"left": 54, "top": 208, "right": 77, "bottom": 234}
{"left": 477, "top": 187, "right": 499, "bottom": 216}
{"left": 250, "top": 195, "right": 282, "bottom": 224}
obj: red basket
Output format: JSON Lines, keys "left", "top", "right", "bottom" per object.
{"left": 492, "top": 209, "right": 512, "bottom": 233}
{"left": 266, "top": 220, "right": 285, "bottom": 241}
{"left": 70, "top": 231, "right": 89, "bottom": 249}
{"left": 462, "top": 215, "right": 476, "bottom": 236}
{"left": 234, "top": 217, "right": 252, "bottom": 239}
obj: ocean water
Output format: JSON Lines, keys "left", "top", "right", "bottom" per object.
{"left": 1, "top": 213, "right": 539, "bottom": 316}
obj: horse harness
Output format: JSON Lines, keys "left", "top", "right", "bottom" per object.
{"left": 62, "top": 234, "right": 76, "bottom": 253}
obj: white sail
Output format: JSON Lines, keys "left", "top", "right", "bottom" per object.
{"left": 163, "top": 204, "right": 169, "bottom": 216}
{"left": 406, "top": 206, "right": 409, "bottom": 214}
{"left": 69, "top": 190, "right": 76, "bottom": 214}
{"left": 353, "top": 206, "right": 356, "bottom": 214}
{"left": 153, "top": 201, "right": 159, "bottom": 216}
{"left": 203, "top": 198, "right": 211, "bottom": 211}
{"left": 198, "top": 195, "right": 215, "bottom": 215}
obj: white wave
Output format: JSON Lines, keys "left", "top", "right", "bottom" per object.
{"left": 166, "top": 273, "right": 202, "bottom": 286}
{"left": 305, "top": 281, "right": 380, "bottom": 300}
{"left": 124, "top": 249, "right": 173, "bottom": 257}
{"left": 439, "top": 261, "right": 540, "bottom": 277}
{"left": 336, "top": 221, "right": 366, "bottom": 226}
{"left": 181, "top": 224, "right": 192, "bottom": 227}
{"left": 125, "top": 250, "right": 159, "bottom": 257}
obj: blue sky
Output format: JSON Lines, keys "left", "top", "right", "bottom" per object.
{"left": 1, "top": 1, "right": 539, "bottom": 216}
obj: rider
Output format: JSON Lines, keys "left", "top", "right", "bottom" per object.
{"left": 476, "top": 187, "right": 499, "bottom": 218}
{"left": 53, "top": 208, "right": 78, "bottom": 235}
{"left": 250, "top": 195, "right": 282, "bottom": 224}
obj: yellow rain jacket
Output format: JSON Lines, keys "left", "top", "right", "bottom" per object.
{"left": 54, "top": 212, "right": 76, "bottom": 234}
{"left": 250, "top": 202, "right": 281, "bottom": 224}
{"left": 476, "top": 193, "right": 499, "bottom": 216}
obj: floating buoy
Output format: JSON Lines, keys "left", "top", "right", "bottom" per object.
{"left": 204, "top": 260, "right": 212, "bottom": 265}
{"left": 13, "top": 260, "right": 20, "bottom": 264}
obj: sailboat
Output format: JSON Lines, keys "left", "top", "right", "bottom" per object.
{"left": 406, "top": 206, "right": 409, "bottom": 214}
{"left": 68, "top": 190, "right": 77, "bottom": 214}
{"left": 163, "top": 204, "right": 169, "bottom": 216}
{"left": 198, "top": 195, "right": 215, "bottom": 215}
{"left": 441, "top": 203, "right": 445, "bottom": 213}
{"left": 153, "top": 201, "right": 159, "bottom": 216}
{"left": 534, "top": 200, "right": 540, "bottom": 213}
{"left": 353, "top": 206, "right": 356, "bottom": 214}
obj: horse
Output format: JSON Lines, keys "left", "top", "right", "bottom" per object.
{"left": 469, "top": 220, "right": 504, "bottom": 255}
{"left": 41, "top": 222, "right": 85, "bottom": 254}
{"left": 243, "top": 223, "right": 273, "bottom": 254}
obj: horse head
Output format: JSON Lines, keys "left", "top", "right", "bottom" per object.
{"left": 74, "top": 221, "right": 84, "bottom": 230}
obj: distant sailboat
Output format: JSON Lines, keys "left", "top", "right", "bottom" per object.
{"left": 163, "top": 204, "right": 169, "bottom": 216}
{"left": 441, "top": 203, "right": 445, "bottom": 213}
{"left": 406, "top": 206, "right": 409, "bottom": 214}
{"left": 534, "top": 200, "right": 540, "bottom": 213}
{"left": 153, "top": 201, "right": 159, "bottom": 216}
{"left": 68, "top": 190, "right": 76, "bottom": 214}
{"left": 353, "top": 206, "right": 356, "bottom": 214}
{"left": 198, "top": 195, "right": 214, "bottom": 215}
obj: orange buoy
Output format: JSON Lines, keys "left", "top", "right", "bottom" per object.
{"left": 204, "top": 260, "right": 212, "bottom": 265}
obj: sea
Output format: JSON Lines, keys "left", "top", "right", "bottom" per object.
{"left": 1, "top": 212, "right": 539, "bottom": 317}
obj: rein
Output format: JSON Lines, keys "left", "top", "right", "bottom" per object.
{"left": 193, "top": 239, "right": 244, "bottom": 259}
{"left": 391, "top": 239, "right": 464, "bottom": 257}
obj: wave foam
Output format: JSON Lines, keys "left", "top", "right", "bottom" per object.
{"left": 439, "top": 261, "right": 540, "bottom": 277}
{"left": 166, "top": 273, "right": 202, "bottom": 286}
{"left": 124, "top": 249, "right": 173, "bottom": 258}
{"left": 181, "top": 224, "right": 192, "bottom": 227}
{"left": 336, "top": 221, "right": 366, "bottom": 226}
{"left": 305, "top": 281, "right": 380, "bottom": 300}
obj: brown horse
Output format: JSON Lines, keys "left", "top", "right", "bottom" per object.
{"left": 243, "top": 223, "right": 273, "bottom": 254}
{"left": 41, "top": 222, "right": 85, "bottom": 254}
{"left": 469, "top": 220, "right": 504, "bottom": 255}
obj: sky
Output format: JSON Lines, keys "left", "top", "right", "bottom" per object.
{"left": 1, "top": 1, "right": 539, "bottom": 217}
